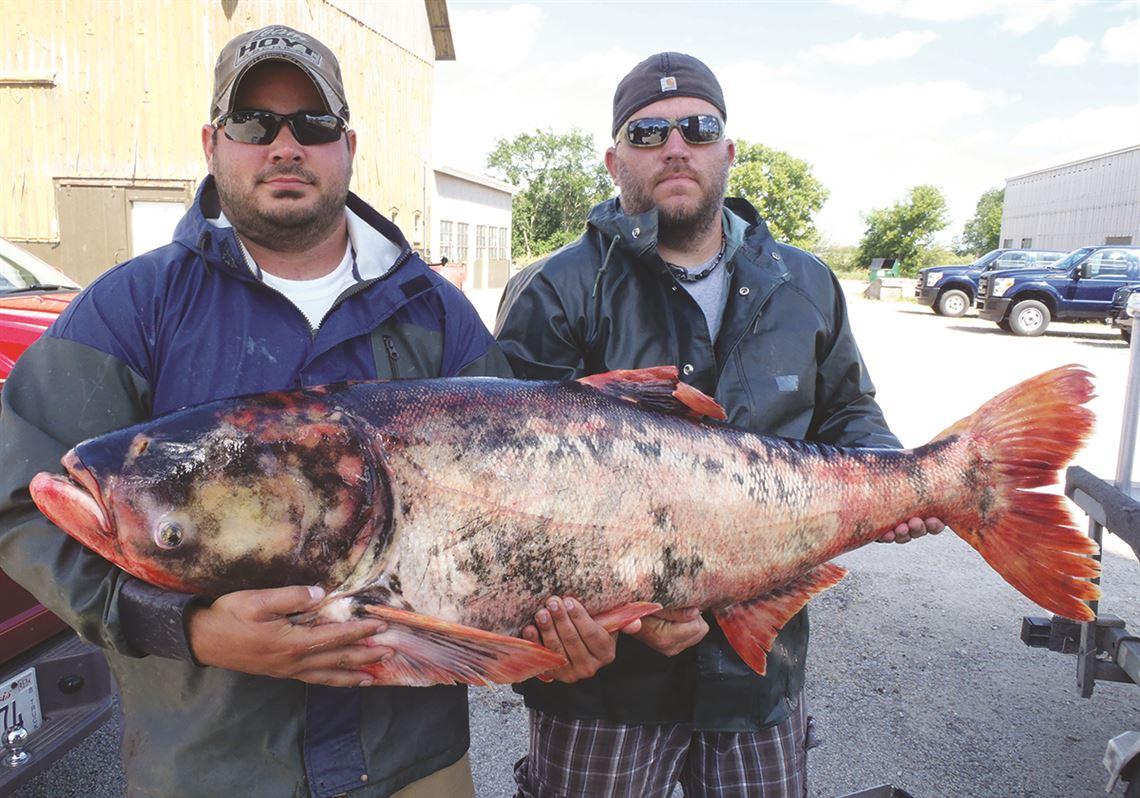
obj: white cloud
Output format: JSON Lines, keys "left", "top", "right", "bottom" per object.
{"left": 433, "top": 4, "right": 1133, "bottom": 247}
{"left": 448, "top": 4, "right": 543, "bottom": 72}
{"left": 1010, "top": 105, "right": 1140, "bottom": 154}
{"left": 831, "top": 0, "right": 1090, "bottom": 34}
{"left": 808, "top": 30, "right": 938, "bottom": 65}
{"left": 1036, "top": 36, "right": 1093, "bottom": 66}
{"left": 717, "top": 66, "right": 1008, "bottom": 243}
{"left": 1102, "top": 19, "right": 1140, "bottom": 64}
{"left": 433, "top": 6, "right": 635, "bottom": 176}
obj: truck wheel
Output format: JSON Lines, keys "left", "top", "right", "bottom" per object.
{"left": 937, "top": 289, "right": 970, "bottom": 318}
{"left": 1008, "top": 300, "right": 1050, "bottom": 336}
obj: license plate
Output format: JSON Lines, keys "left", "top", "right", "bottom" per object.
{"left": 0, "top": 667, "right": 42, "bottom": 736}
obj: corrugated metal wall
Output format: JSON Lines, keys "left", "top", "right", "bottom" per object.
{"left": 1000, "top": 146, "right": 1140, "bottom": 251}
{"left": 1, "top": 0, "right": 436, "bottom": 275}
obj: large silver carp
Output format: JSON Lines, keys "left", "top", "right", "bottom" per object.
{"left": 29, "top": 365, "right": 1100, "bottom": 686}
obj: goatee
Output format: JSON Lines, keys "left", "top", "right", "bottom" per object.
{"left": 617, "top": 158, "right": 730, "bottom": 251}
{"left": 213, "top": 163, "right": 351, "bottom": 253}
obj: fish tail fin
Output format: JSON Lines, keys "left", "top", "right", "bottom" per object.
{"left": 936, "top": 364, "right": 1100, "bottom": 622}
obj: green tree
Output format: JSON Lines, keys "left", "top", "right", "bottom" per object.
{"left": 856, "top": 185, "right": 950, "bottom": 276}
{"left": 727, "top": 141, "right": 828, "bottom": 249}
{"left": 487, "top": 128, "right": 612, "bottom": 259}
{"left": 959, "top": 187, "right": 1004, "bottom": 256}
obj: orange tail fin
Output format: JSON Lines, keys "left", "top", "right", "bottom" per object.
{"left": 937, "top": 364, "right": 1100, "bottom": 622}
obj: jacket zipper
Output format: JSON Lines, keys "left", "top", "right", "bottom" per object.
{"left": 226, "top": 239, "right": 417, "bottom": 340}
{"left": 311, "top": 248, "right": 416, "bottom": 335}
{"left": 724, "top": 274, "right": 787, "bottom": 362}
{"left": 381, "top": 335, "right": 401, "bottom": 379}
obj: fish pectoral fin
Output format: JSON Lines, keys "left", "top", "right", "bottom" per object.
{"left": 713, "top": 563, "right": 848, "bottom": 676}
{"left": 577, "top": 366, "right": 727, "bottom": 421}
{"left": 357, "top": 604, "right": 566, "bottom": 687}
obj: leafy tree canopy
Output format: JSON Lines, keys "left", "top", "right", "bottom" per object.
{"left": 728, "top": 141, "right": 829, "bottom": 250}
{"left": 487, "top": 128, "right": 612, "bottom": 259}
{"left": 856, "top": 184, "right": 950, "bottom": 275}
{"left": 958, "top": 187, "right": 1004, "bottom": 256}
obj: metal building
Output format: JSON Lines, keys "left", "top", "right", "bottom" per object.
{"left": 999, "top": 144, "right": 1140, "bottom": 252}
{"left": 1, "top": 0, "right": 454, "bottom": 285}
{"left": 432, "top": 167, "right": 514, "bottom": 287}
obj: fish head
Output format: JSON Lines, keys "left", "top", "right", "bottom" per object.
{"left": 30, "top": 390, "right": 392, "bottom": 597}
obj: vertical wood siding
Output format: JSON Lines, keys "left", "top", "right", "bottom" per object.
{"left": 2, "top": 0, "right": 435, "bottom": 264}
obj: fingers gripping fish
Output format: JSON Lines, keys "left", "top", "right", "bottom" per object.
{"left": 30, "top": 365, "right": 1100, "bottom": 686}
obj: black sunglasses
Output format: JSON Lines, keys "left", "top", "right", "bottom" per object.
{"left": 624, "top": 115, "right": 724, "bottom": 148}
{"left": 214, "top": 109, "right": 346, "bottom": 146}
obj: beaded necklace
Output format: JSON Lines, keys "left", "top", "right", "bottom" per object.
{"left": 666, "top": 235, "right": 726, "bottom": 283}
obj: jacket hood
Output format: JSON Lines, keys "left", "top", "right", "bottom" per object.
{"left": 585, "top": 195, "right": 773, "bottom": 263}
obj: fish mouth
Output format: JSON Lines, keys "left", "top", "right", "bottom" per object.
{"left": 29, "top": 450, "right": 118, "bottom": 559}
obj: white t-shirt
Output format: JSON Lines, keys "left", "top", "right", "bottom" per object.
{"left": 209, "top": 208, "right": 404, "bottom": 330}
{"left": 258, "top": 242, "right": 357, "bottom": 330}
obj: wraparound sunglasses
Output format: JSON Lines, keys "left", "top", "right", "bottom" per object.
{"left": 214, "top": 109, "right": 346, "bottom": 146}
{"left": 623, "top": 114, "right": 724, "bottom": 148}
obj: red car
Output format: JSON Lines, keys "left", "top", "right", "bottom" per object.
{"left": 0, "top": 238, "right": 113, "bottom": 791}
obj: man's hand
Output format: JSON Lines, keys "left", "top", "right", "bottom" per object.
{"left": 521, "top": 596, "right": 641, "bottom": 684}
{"left": 187, "top": 586, "right": 391, "bottom": 687}
{"left": 877, "top": 516, "right": 945, "bottom": 544}
{"left": 627, "top": 606, "right": 709, "bottom": 657}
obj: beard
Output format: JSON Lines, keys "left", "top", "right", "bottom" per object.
{"left": 212, "top": 157, "right": 352, "bottom": 253}
{"left": 616, "top": 155, "right": 730, "bottom": 251}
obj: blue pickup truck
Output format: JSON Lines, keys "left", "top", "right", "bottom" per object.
{"left": 976, "top": 245, "right": 1140, "bottom": 336}
{"left": 1110, "top": 283, "right": 1140, "bottom": 343}
{"left": 914, "top": 249, "right": 1064, "bottom": 317}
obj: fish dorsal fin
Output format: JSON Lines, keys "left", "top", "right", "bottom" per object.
{"left": 713, "top": 563, "right": 848, "bottom": 676}
{"left": 577, "top": 366, "right": 727, "bottom": 420}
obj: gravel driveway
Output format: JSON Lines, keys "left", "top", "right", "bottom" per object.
{"left": 16, "top": 285, "right": 1140, "bottom": 798}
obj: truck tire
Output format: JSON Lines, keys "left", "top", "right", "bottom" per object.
{"left": 1008, "top": 299, "right": 1050, "bottom": 336}
{"left": 937, "top": 289, "right": 970, "bottom": 318}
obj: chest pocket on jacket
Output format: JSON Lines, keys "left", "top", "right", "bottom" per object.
{"left": 725, "top": 311, "right": 818, "bottom": 434}
{"left": 370, "top": 328, "right": 443, "bottom": 380}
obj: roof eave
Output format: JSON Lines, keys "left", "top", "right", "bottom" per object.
{"left": 424, "top": 0, "right": 456, "bottom": 61}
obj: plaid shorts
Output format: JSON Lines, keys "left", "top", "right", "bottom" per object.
{"left": 513, "top": 695, "right": 812, "bottom": 798}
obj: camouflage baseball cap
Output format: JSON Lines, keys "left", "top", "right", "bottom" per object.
{"left": 211, "top": 25, "right": 350, "bottom": 122}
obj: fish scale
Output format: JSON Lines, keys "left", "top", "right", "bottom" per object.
{"left": 30, "top": 364, "right": 1101, "bottom": 687}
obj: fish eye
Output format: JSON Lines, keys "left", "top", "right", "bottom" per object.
{"left": 156, "top": 520, "right": 185, "bottom": 550}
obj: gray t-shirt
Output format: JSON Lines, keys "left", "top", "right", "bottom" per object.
{"left": 677, "top": 247, "right": 732, "bottom": 341}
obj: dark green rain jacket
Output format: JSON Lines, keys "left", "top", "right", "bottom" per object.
{"left": 495, "top": 196, "right": 900, "bottom": 731}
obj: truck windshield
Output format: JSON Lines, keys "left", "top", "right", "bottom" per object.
{"left": 1050, "top": 247, "right": 1095, "bottom": 272}
{"left": 974, "top": 250, "right": 1002, "bottom": 268}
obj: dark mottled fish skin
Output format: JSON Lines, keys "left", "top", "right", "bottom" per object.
{"left": 314, "top": 378, "right": 964, "bottom": 632}
{"left": 35, "top": 367, "right": 1100, "bottom": 651}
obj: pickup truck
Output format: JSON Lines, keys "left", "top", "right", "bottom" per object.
{"left": 914, "top": 248, "right": 1064, "bottom": 317}
{"left": 1110, "top": 283, "right": 1140, "bottom": 343}
{"left": 0, "top": 238, "right": 114, "bottom": 793}
{"left": 976, "top": 245, "right": 1140, "bottom": 336}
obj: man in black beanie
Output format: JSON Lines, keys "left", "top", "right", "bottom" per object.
{"left": 497, "top": 52, "right": 942, "bottom": 797}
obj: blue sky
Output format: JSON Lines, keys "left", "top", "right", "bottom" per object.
{"left": 433, "top": 0, "right": 1139, "bottom": 246}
